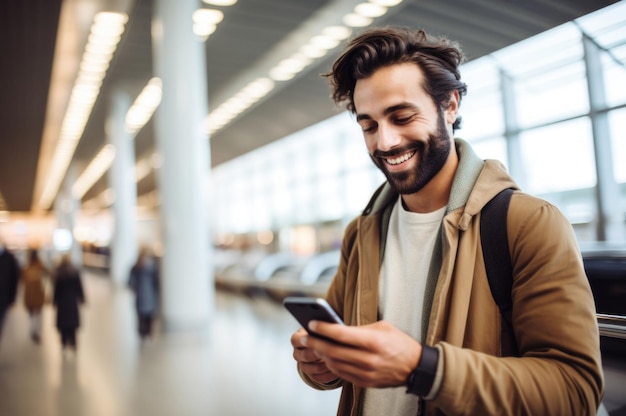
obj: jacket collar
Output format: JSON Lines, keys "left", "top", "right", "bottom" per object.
{"left": 362, "top": 138, "right": 486, "bottom": 218}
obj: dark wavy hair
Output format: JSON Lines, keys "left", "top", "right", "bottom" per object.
{"left": 324, "top": 27, "right": 468, "bottom": 130}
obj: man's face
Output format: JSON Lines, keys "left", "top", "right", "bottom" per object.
{"left": 353, "top": 62, "right": 456, "bottom": 195}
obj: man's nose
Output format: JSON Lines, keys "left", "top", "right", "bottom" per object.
{"left": 377, "top": 123, "right": 401, "bottom": 151}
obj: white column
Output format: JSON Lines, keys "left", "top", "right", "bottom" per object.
{"left": 583, "top": 35, "right": 625, "bottom": 241}
{"left": 152, "top": 0, "right": 213, "bottom": 330}
{"left": 107, "top": 87, "right": 138, "bottom": 285}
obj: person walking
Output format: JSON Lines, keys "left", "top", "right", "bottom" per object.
{"left": 289, "top": 27, "right": 603, "bottom": 415}
{"left": 0, "top": 240, "right": 19, "bottom": 344}
{"left": 53, "top": 254, "right": 85, "bottom": 358}
{"left": 21, "top": 248, "right": 49, "bottom": 344}
{"left": 128, "top": 248, "right": 159, "bottom": 342}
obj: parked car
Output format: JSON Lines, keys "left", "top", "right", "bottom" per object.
{"left": 581, "top": 243, "right": 626, "bottom": 357}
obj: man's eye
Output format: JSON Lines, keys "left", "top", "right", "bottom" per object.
{"left": 361, "top": 124, "right": 376, "bottom": 133}
{"left": 395, "top": 115, "right": 413, "bottom": 124}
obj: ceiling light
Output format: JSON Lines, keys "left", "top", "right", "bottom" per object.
{"left": 194, "top": 23, "right": 217, "bottom": 38}
{"left": 85, "top": 42, "right": 117, "bottom": 55}
{"left": 300, "top": 44, "right": 327, "bottom": 58}
{"left": 135, "top": 158, "right": 152, "bottom": 182}
{"left": 269, "top": 67, "right": 296, "bottom": 81}
{"left": 277, "top": 57, "right": 306, "bottom": 73}
{"left": 355, "top": 3, "right": 387, "bottom": 17}
{"left": 242, "top": 78, "right": 274, "bottom": 97}
{"left": 94, "top": 11, "right": 128, "bottom": 26}
{"left": 202, "top": 0, "right": 237, "bottom": 5}
{"left": 193, "top": 8, "right": 224, "bottom": 24}
{"left": 82, "top": 51, "right": 112, "bottom": 64}
{"left": 369, "top": 0, "right": 403, "bottom": 6}
{"left": 38, "top": 11, "right": 128, "bottom": 210}
{"left": 72, "top": 144, "right": 116, "bottom": 199}
{"left": 87, "top": 32, "right": 121, "bottom": 46}
{"left": 309, "top": 35, "right": 341, "bottom": 50}
{"left": 343, "top": 13, "right": 372, "bottom": 27}
{"left": 90, "top": 23, "right": 126, "bottom": 38}
{"left": 126, "top": 77, "right": 162, "bottom": 134}
{"left": 193, "top": 8, "right": 224, "bottom": 40}
{"left": 322, "top": 26, "right": 352, "bottom": 40}
{"left": 80, "top": 60, "right": 110, "bottom": 72}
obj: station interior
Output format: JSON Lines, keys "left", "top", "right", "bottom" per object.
{"left": 0, "top": 0, "right": 625, "bottom": 415}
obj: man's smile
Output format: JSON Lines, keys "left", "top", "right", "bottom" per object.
{"left": 383, "top": 150, "right": 416, "bottom": 166}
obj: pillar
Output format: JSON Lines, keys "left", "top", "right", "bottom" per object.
{"left": 107, "top": 87, "right": 138, "bottom": 285}
{"left": 151, "top": 0, "right": 213, "bottom": 330}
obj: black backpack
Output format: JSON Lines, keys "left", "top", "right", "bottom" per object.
{"left": 480, "top": 188, "right": 518, "bottom": 355}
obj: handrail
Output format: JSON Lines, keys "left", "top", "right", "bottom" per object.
{"left": 597, "top": 313, "right": 626, "bottom": 340}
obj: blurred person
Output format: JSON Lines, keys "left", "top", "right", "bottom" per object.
{"left": 289, "top": 27, "right": 603, "bottom": 415}
{"left": 128, "top": 247, "right": 159, "bottom": 341}
{"left": 0, "top": 240, "right": 19, "bottom": 343}
{"left": 53, "top": 254, "right": 85, "bottom": 357}
{"left": 21, "top": 248, "right": 49, "bottom": 344}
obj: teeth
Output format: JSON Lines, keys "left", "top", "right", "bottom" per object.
{"left": 386, "top": 151, "right": 415, "bottom": 165}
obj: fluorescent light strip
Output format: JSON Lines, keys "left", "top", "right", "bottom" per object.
{"left": 73, "top": 77, "right": 161, "bottom": 204}
{"left": 204, "top": 0, "right": 403, "bottom": 135}
{"left": 72, "top": 144, "right": 116, "bottom": 199}
{"left": 39, "top": 11, "right": 128, "bottom": 210}
{"left": 125, "top": 77, "right": 162, "bottom": 134}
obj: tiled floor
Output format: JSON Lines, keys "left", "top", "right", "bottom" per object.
{"left": 0, "top": 271, "right": 340, "bottom": 416}
{"left": 1, "top": 270, "right": 624, "bottom": 416}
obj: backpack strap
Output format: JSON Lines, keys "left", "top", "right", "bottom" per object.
{"left": 480, "top": 188, "right": 518, "bottom": 356}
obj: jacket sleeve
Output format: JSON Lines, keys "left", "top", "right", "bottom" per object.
{"left": 296, "top": 218, "right": 359, "bottom": 391}
{"left": 432, "top": 195, "right": 604, "bottom": 416}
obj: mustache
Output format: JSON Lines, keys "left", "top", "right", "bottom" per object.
{"left": 373, "top": 142, "right": 423, "bottom": 159}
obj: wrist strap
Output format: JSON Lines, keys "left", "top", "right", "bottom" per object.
{"left": 406, "top": 345, "right": 439, "bottom": 396}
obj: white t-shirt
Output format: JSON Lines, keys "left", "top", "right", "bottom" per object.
{"left": 363, "top": 197, "right": 445, "bottom": 416}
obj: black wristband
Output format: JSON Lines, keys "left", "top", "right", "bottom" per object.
{"left": 406, "top": 345, "right": 439, "bottom": 396}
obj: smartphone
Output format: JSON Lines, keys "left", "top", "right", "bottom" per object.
{"left": 283, "top": 296, "right": 345, "bottom": 342}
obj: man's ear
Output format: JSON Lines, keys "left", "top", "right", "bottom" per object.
{"left": 444, "top": 90, "right": 460, "bottom": 126}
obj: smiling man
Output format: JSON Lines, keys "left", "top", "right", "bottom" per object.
{"left": 289, "top": 27, "right": 603, "bottom": 416}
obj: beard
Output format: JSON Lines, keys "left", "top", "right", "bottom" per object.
{"left": 370, "top": 110, "right": 451, "bottom": 195}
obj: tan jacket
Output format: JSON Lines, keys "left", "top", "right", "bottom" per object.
{"left": 22, "top": 262, "right": 48, "bottom": 311}
{"left": 302, "top": 140, "right": 603, "bottom": 415}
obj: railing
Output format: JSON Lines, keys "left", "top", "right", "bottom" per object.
{"left": 597, "top": 314, "right": 626, "bottom": 340}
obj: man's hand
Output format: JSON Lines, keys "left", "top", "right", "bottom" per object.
{"left": 291, "top": 327, "right": 339, "bottom": 384}
{"left": 298, "top": 320, "right": 422, "bottom": 388}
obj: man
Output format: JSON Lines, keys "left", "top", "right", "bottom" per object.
{"left": 289, "top": 27, "right": 603, "bottom": 415}
{"left": 0, "top": 240, "right": 19, "bottom": 342}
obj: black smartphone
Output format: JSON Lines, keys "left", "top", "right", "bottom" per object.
{"left": 283, "top": 296, "right": 345, "bottom": 342}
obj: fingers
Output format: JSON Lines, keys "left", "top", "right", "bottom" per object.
{"left": 291, "top": 327, "right": 339, "bottom": 384}
{"left": 303, "top": 321, "right": 423, "bottom": 388}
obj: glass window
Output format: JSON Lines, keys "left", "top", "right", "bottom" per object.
{"left": 345, "top": 168, "right": 384, "bottom": 216}
{"left": 609, "top": 108, "right": 626, "bottom": 183}
{"left": 494, "top": 24, "right": 588, "bottom": 128}
{"left": 316, "top": 175, "right": 344, "bottom": 221}
{"left": 576, "top": 1, "right": 626, "bottom": 48}
{"left": 459, "top": 57, "right": 504, "bottom": 139}
{"left": 519, "top": 117, "right": 596, "bottom": 195}
{"left": 466, "top": 137, "right": 508, "bottom": 169}
{"left": 602, "top": 52, "right": 626, "bottom": 108}
{"left": 514, "top": 60, "right": 588, "bottom": 128}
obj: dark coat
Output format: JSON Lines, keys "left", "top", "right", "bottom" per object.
{"left": 128, "top": 259, "right": 159, "bottom": 315}
{"left": 53, "top": 264, "right": 85, "bottom": 330}
{"left": 0, "top": 249, "right": 19, "bottom": 308}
